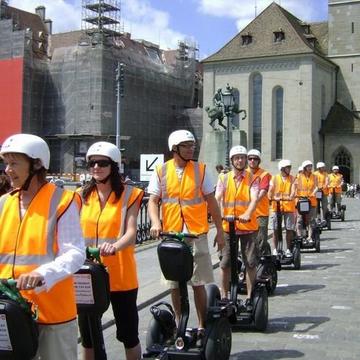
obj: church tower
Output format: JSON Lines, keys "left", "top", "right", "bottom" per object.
{"left": 328, "top": 0, "right": 360, "bottom": 113}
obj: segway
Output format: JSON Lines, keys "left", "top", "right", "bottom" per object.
{"left": 315, "top": 190, "right": 331, "bottom": 230}
{"left": 273, "top": 200, "right": 301, "bottom": 270}
{"left": 0, "top": 279, "right": 39, "bottom": 360}
{"left": 74, "top": 247, "right": 111, "bottom": 360}
{"left": 222, "top": 216, "right": 268, "bottom": 331}
{"left": 296, "top": 198, "right": 321, "bottom": 253}
{"left": 329, "top": 188, "right": 346, "bottom": 222}
{"left": 144, "top": 232, "right": 232, "bottom": 360}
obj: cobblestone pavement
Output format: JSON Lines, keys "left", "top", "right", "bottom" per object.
{"left": 79, "top": 197, "right": 360, "bottom": 360}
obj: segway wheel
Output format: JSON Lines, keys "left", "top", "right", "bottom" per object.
{"left": 204, "top": 317, "right": 232, "bottom": 360}
{"left": 257, "top": 261, "right": 277, "bottom": 295}
{"left": 253, "top": 286, "right": 268, "bottom": 331}
{"left": 206, "top": 283, "right": 221, "bottom": 308}
{"left": 293, "top": 247, "right": 301, "bottom": 270}
{"left": 315, "top": 233, "right": 320, "bottom": 253}
{"left": 326, "top": 213, "right": 332, "bottom": 230}
{"left": 146, "top": 318, "right": 167, "bottom": 349}
{"left": 340, "top": 209, "right": 345, "bottom": 222}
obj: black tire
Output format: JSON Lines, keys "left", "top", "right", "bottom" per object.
{"left": 141, "top": 229, "right": 147, "bottom": 242}
{"left": 293, "top": 247, "right": 301, "bottom": 270}
{"left": 257, "top": 261, "right": 277, "bottom": 295}
{"left": 326, "top": 214, "right": 331, "bottom": 230}
{"left": 146, "top": 318, "right": 166, "bottom": 349}
{"left": 253, "top": 286, "right": 268, "bottom": 331}
{"left": 340, "top": 209, "right": 345, "bottom": 222}
{"left": 206, "top": 283, "right": 221, "bottom": 309}
{"left": 204, "top": 317, "right": 232, "bottom": 360}
{"left": 136, "top": 230, "right": 142, "bottom": 244}
{"left": 314, "top": 231, "right": 320, "bottom": 253}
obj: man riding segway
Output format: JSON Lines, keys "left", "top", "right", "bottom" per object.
{"left": 328, "top": 165, "right": 345, "bottom": 220}
{"left": 313, "top": 162, "right": 330, "bottom": 229}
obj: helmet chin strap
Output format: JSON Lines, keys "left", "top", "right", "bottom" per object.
{"left": 20, "top": 162, "right": 38, "bottom": 191}
{"left": 173, "top": 146, "right": 192, "bottom": 163}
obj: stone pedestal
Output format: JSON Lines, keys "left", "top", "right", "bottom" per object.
{"left": 199, "top": 129, "right": 247, "bottom": 180}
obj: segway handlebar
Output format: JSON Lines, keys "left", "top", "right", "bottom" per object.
{"left": 159, "top": 232, "right": 198, "bottom": 240}
{"left": 86, "top": 246, "right": 101, "bottom": 262}
{"left": 222, "top": 216, "right": 251, "bottom": 223}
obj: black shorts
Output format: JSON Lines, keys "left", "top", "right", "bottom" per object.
{"left": 78, "top": 288, "right": 140, "bottom": 349}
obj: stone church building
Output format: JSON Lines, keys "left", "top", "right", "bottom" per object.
{"left": 200, "top": 0, "right": 360, "bottom": 183}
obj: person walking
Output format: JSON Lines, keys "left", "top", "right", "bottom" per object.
{"left": 215, "top": 145, "right": 259, "bottom": 309}
{"left": 148, "top": 129, "right": 224, "bottom": 345}
{"left": 247, "top": 149, "right": 272, "bottom": 255}
{"left": 268, "top": 159, "right": 296, "bottom": 256}
{"left": 78, "top": 141, "right": 144, "bottom": 360}
{"left": 0, "top": 133, "right": 85, "bottom": 360}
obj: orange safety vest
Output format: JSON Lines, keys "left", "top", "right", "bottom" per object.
{"left": 271, "top": 174, "right": 296, "bottom": 213}
{"left": 249, "top": 168, "right": 270, "bottom": 217}
{"left": 0, "top": 183, "right": 78, "bottom": 324}
{"left": 157, "top": 159, "right": 209, "bottom": 235}
{"left": 328, "top": 173, "right": 343, "bottom": 194}
{"left": 296, "top": 173, "right": 317, "bottom": 207}
{"left": 220, "top": 170, "right": 258, "bottom": 232}
{"left": 80, "top": 185, "right": 143, "bottom": 291}
{"left": 314, "top": 170, "right": 329, "bottom": 195}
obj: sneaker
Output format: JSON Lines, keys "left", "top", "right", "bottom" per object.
{"left": 196, "top": 328, "right": 205, "bottom": 348}
{"left": 285, "top": 249, "right": 292, "bottom": 257}
{"left": 272, "top": 249, "right": 278, "bottom": 256}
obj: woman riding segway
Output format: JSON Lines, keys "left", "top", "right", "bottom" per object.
{"left": 78, "top": 141, "right": 144, "bottom": 360}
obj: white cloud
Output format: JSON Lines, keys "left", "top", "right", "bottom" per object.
{"left": 8, "top": 0, "right": 189, "bottom": 50}
{"left": 9, "top": 0, "right": 82, "bottom": 33}
{"left": 198, "top": 0, "right": 327, "bottom": 32}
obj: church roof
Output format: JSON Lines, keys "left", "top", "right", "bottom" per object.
{"left": 203, "top": 2, "right": 328, "bottom": 63}
{"left": 321, "top": 102, "right": 360, "bottom": 134}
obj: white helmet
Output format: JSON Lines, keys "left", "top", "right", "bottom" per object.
{"left": 168, "top": 130, "right": 195, "bottom": 151}
{"left": 86, "top": 141, "right": 121, "bottom": 165}
{"left": 298, "top": 166, "right": 303, "bottom": 172}
{"left": 278, "top": 159, "right": 291, "bottom": 171}
{"left": 247, "top": 149, "right": 261, "bottom": 160}
{"left": 332, "top": 165, "right": 339, "bottom": 171}
{"left": 316, "top": 162, "right": 325, "bottom": 169}
{"left": 229, "top": 145, "right": 247, "bottom": 159}
{"left": 0, "top": 133, "right": 50, "bottom": 169}
{"left": 302, "top": 160, "right": 313, "bottom": 169}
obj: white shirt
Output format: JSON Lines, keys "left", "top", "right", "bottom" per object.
{"left": 35, "top": 201, "right": 85, "bottom": 292}
{"left": 147, "top": 162, "right": 215, "bottom": 197}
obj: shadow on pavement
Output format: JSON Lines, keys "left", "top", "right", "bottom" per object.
{"left": 274, "top": 284, "right": 325, "bottom": 296}
{"left": 267, "top": 315, "right": 330, "bottom": 334}
{"left": 230, "top": 349, "right": 304, "bottom": 359}
{"left": 319, "top": 247, "right": 353, "bottom": 253}
{"left": 300, "top": 263, "right": 340, "bottom": 270}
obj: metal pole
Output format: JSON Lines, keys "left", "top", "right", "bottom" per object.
{"left": 226, "top": 112, "right": 230, "bottom": 167}
{"left": 116, "top": 62, "right": 121, "bottom": 150}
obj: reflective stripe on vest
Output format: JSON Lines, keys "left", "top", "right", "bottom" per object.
{"left": 158, "top": 160, "right": 209, "bottom": 234}
{"left": 0, "top": 183, "right": 77, "bottom": 324}
{"left": 250, "top": 168, "right": 270, "bottom": 217}
{"left": 271, "top": 174, "right": 295, "bottom": 212}
{"left": 80, "top": 185, "right": 143, "bottom": 291}
{"left": 296, "top": 173, "right": 317, "bottom": 207}
{"left": 221, "top": 170, "right": 258, "bottom": 232}
{"left": 314, "top": 171, "right": 329, "bottom": 195}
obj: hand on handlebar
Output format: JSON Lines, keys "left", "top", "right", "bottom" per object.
{"left": 238, "top": 213, "right": 251, "bottom": 223}
{"left": 99, "top": 242, "right": 117, "bottom": 256}
{"left": 17, "top": 271, "right": 44, "bottom": 290}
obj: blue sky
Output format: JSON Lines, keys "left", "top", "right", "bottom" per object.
{"left": 10, "top": 0, "right": 328, "bottom": 59}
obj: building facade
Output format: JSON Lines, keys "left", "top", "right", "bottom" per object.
{"left": 201, "top": 0, "right": 360, "bottom": 183}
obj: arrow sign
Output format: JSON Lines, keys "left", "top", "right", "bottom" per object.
{"left": 140, "top": 154, "right": 164, "bottom": 182}
{"left": 146, "top": 157, "right": 158, "bottom": 172}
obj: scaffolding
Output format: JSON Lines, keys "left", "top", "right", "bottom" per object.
{"left": 82, "top": 0, "right": 121, "bottom": 36}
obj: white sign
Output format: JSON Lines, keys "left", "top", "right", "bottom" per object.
{"left": 0, "top": 314, "right": 12, "bottom": 351}
{"left": 74, "top": 273, "right": 95, "bottom": 305}
{"left": 140, "top": 154, "right": 164, "bottom": 181}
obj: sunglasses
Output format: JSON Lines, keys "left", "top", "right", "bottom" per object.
{"left": 87, "top": 160, "right": 112, "bottom": 168}
{"left": 248, "top": 157, "right": 259, "bottom": 161}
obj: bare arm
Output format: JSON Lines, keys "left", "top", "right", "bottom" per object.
{"left": 205, "top": 193, "right": 224, "bottom": 251}
{"left": 148, "top": 194, "right": 162, "bottom": 238}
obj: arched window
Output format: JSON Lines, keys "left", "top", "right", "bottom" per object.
{"left": 252, "top": 73, "right": 262, "bottom": 150}
{"left": 334, "top": 147, "right": 352, "bottom": 183}
{"left": 274, "top": 87, "right": 284, "bottom": 159}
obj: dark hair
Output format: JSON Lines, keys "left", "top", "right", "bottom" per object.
{"left": 82, "top": 162, "right": 124, "bottom": 203}
{"left": 0, "top": 175, "right": 11, "bottom": 196}
{"left": 215, "top": 164, "right": 224, "bottom": 173}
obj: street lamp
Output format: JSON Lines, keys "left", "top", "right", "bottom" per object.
{"left": 221, "top": 84, "right": 236, "bottom": 167}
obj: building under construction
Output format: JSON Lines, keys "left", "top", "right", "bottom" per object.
{"left": 0, "top": 0, "right": 203, "bottom": 178}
